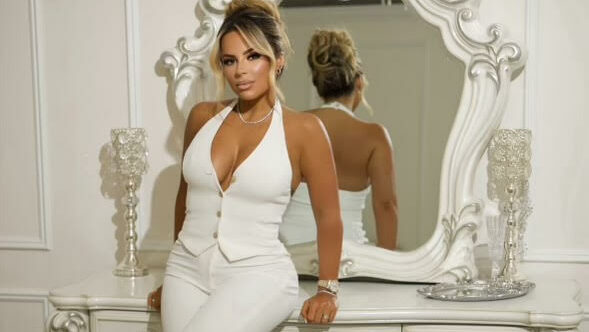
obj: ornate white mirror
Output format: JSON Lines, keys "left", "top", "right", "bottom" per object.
{"left": 160, "top": 0, "right": 525, "bottom": 283}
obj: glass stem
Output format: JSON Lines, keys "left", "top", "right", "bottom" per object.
{"left": 500, "top": 191, "right": 519, "bottom": 282}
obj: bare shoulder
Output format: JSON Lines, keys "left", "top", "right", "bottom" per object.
{"left": 366, "top": 122, "right": 393, "bottom": 149}
{"left": 283, "top": 106, "right": 326, "bottom": 135}
{"left": 186, "top": 99, "right": 233, "bottom": 130}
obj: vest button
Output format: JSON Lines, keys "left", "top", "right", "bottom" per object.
{"left": 213, "top": 232, "right": 218, "bottom": 239}
{"left": 216, "top": 211, "right": 221, "bottom": 218}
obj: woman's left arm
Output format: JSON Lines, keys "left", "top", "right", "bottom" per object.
{"left": 298, "top": 114, "right": 343, "bottom": 324}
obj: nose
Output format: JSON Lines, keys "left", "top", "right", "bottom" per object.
{"left": 234, "top": 59, "right": 248, "bottom": 76}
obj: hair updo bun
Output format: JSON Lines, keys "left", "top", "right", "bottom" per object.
{"left": 209, "top": 0, "right": 292, "bottom": 100}
{"left": 307, "top": 29, "right": 363, "bottom": 100}
{"left": 225, "top": 0, "right": 282, "bottom": 24}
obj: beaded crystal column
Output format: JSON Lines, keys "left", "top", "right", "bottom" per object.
{"left": 111, "top": 128, "right": 149, "bottom": 277}
{"left": 487, "top": 129, "right": 531, "bottom": 282}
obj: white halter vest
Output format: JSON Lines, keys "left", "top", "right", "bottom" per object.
{"left": 180, "top": 99, "right": 292, "bottom": 261}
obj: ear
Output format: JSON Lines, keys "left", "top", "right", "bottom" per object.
{"left": 355, "top": 75, "right": 365, "bottom": 92}
{"left": 276, "top": 55, "right": 286, "bottom": 72}
{"left": 352, "top": 75, "right": 367, "bottom": 111}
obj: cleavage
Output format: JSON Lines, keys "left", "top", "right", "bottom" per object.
{"left": 210, "top": 113, "right": 273, "bottom": 191}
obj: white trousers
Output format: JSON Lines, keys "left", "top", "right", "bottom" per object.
{"left": 161, "top": 240, "right": 299, "bottom": 332}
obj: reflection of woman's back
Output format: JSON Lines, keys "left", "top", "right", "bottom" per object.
{"left": 280, "top": 29, "right": 398, "bottom": 250}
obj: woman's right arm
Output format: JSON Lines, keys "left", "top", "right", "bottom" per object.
{"left": 367, "top": 124, "right": 398, "bottom": 250}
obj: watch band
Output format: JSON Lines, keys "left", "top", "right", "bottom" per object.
{"left": 317, "top": 279, "right": 339, "bottom": 294}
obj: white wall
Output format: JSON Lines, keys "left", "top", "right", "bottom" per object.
{"left": 0, "top": 0, "right": 194, "bottom": 329}
{"left": 523, "top": 0, "right": 589, "bottom": 328}
{"left": 477, "top": 0, "right": 589, "bottom": 328}
{"left": 0, "top": 0, "right": 587, "bottom": 330}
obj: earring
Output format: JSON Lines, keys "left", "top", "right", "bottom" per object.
{"left": 276, "top": 67, "right": 283, "bottom": 75}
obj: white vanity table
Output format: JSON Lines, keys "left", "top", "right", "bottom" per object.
{"left": 46, "top": 269, "right": 583, "bottom": 332}
{"left": 45, "top": 0, "right": 585, "bottom": 331}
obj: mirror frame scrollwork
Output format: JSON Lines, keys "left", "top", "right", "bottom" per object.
{"left": 160, "top": 0, "right": 525, "bottom": 282}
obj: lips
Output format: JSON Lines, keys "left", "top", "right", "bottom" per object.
{"left": 236, "top": 81, "right": 254, "bottom": 91}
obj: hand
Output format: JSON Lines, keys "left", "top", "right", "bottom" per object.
{"left": 147, "top": 285, "right": 162, "bottom": 311}
{"left": 300, "top": 291, "right": 338, "bottom": 324}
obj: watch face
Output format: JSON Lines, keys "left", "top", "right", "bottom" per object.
{"left": 319, "top": 280, "right": 339, "bottom": 293}
{"left": 329, "top": 281, "right": 339, "bottom": 292}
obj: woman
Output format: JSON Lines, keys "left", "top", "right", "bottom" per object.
{"left": 148, "top": 1, "right": 343, "bottom": 331}
{"left": 280, "top": 29, "right": 398, "bottom": 250}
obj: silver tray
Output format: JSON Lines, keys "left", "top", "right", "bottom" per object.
{"left": 417, "top": 280, "right": 535, "bottom": 302}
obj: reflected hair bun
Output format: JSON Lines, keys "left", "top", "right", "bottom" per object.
{"left": 308, "top": 29, "right": 362, "bottom": 99}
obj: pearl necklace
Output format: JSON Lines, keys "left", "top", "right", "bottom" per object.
{"left": 236, "top": 100, "right": 275, "bottom": 125}
{"left": 321, "top": 101, "right": 355, "bottom": 117}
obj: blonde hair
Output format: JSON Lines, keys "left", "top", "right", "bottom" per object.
{"left": 307, "top": 29, "right": 371, "bottom": 113}
{"left": 209, "top": 0, "right": 292, "bottom": 100}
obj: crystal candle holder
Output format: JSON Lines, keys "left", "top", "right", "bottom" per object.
{"left": 487, "top": 129, "right": 532, "bottom": 282}
{"left": 110, "top": 128, "right": 149, "bottom": 277}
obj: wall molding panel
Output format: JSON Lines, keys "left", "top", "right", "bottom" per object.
{"left": 0, "top": 289, "right": 51, "bottom": 323}
{"left": 522, "top": 0, "right": 539, "bottom": 262}
{"left": 0, "top": 0, "right": 52, "bottom": 250}
{"left": 522, "top": 0, "right": 588, "bottom": 267}
{"left": 123, "top": 0, "right": 174, "bottom": 252}
{"left": 123, "top": 0, "right": 156, "bottom": 251}
{"left": 125, "top": 0, "right": 141, "bottom": 128}
{"left": 524, "top": 0, "right": 538, "bottom": 131}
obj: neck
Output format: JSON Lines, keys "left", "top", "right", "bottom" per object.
{"left": 324, "top": 95, "right": 355, "bottom": 112}
{"left": 237, "top": 92, "right": 276, "bottom": 119}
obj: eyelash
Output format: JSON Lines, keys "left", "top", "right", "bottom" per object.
{"left": 221, "top": 53, "right": 262, "bottom": 67}
{"left": 248, "top": 53, "right": 261, "bottom": 60}
{"left": 222, "top": 58, "right": 235, "bottom": 66}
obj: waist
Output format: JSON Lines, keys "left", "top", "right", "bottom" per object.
{"left": 291, "top": 183, "right": 370, "bottom": 208}
{"left": 179, "top": 215, "right": 289, "bottom": 261}
{"left": 285, "top": 197, "right": 365, "bottom": 222}
{"left": 171, "top": 239, "right": 291, "bottom": 266}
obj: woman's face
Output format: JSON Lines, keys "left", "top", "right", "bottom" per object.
{"left": 220, "top": 31, "right": 273, "bottom": 101}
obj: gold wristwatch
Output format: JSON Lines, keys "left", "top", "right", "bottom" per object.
{"left": 317, "top": 279, "right": 339, "bottom": 295}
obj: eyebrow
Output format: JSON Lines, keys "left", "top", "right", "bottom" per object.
{"left": 222, "top": 48, "right": 255, "bottom": 58}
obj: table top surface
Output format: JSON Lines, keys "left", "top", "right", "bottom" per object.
{"left": 48, "top": 269, "right": 584, "bottom": 328}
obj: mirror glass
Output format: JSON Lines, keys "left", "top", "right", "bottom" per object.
{"left": 278, "top": 1, "right": 464, "bottom": 251}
